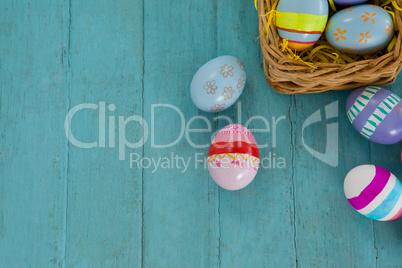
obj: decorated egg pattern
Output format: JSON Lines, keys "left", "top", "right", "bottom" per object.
{"left": 344, "top": 165, "right": 402, "bottom": 221}
{"left": 346, "top": 86, "right": 402, "bottom": 144}
{"left": 276, "top": 0, "right": 328, "bottom": 51}
{"left": 191, "top": 56, "right": 246, "bottom": 113}
{"left": 326, "top": 5, "right": 394, "bottom": 54}
{"left": 208, "top": 124, "right": 259, "bottom": 191}
{"left": 333, "top": 0, "right": 368, "bottom": 6}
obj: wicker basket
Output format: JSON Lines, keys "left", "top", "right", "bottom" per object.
{"left": 258, "top": 0, "right": 402, "bottom": 94}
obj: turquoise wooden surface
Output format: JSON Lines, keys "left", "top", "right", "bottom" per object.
{"left": 1, "top": 0, "right": 402, "bottom": 267}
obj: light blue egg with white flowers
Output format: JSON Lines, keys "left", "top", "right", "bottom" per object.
{"left": 191, "top": 56, "right": 246, "bottom": 113}
{"left": 326, "top": 5, "right": 394, "bottom": 55}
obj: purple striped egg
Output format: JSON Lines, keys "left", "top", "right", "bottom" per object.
{"left": 346, "top": 86, "right": 402, "bottom": 144}
{"left": 344, "top": 165, "right": 402, "bottom": 221}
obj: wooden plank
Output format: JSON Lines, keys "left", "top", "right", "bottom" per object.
{"left": 64, "top": 0, "right": 144, "bottom": 266}
{"left": 370, "top": 81, "right": 402, "bottom": 268}
{"left": 2, "top": 0, "right": 402, "bottom": 266}
{"left": 216, "top": 1, "right": 296, "bottom": 267}
{"left": 291, "top": 91, "right": 377, "bottom": 267}
{"left": 0, "top": 1, "right": 69, "bottom": 266}
{"left": 142, "top": 0, "right": 220, "bottom": 266}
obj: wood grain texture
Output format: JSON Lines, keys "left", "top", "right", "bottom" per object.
{"left": 1, "top": 0, "right": 402, "bottom": 267}
{"left": 0, "top": 1, "right": 69, "bottom": 266}
{"left": 142, "top": 1, "right": 219, "bottom": 267}
{"left": 290, "top": 92, "right": 378, "bottom": 267}
{"left": 216, "top": 1, "right": 296, "bottom": 267}
{"left": 64, "top": 0, "right": 144, "bottom": 266}
{"left": 370, "top": 81, "right": 402, "bottom": 268}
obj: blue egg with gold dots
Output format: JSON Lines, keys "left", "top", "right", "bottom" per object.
{"left": 333, "top": 0, "right": 368, "bottom": 6}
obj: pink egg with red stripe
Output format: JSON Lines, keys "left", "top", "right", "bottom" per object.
{"left": 208, "top": 124, "right": 260, "bottom": 191}
{"left": 344, "top": 165, "right": 402, "bottom": 221}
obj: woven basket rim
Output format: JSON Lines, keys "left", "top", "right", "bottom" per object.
{"left": 258, "top": 0, "right": 402, "bottom": 94}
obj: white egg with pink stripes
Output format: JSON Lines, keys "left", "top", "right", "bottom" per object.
{"left": 344, "top": 165, "right": 402, "bottom": 221}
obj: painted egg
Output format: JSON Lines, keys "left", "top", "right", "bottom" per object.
{"left": 276, "top": 0, "right": 328, "bottom": 51}
{"left": 326, "top": 5, "right": 394, "bottom": 54}
{"left": 346, "top": 86, "right": 402, "bottom": 144}
{"left": 344, "top": 165, "right": 402, "bottom": 221}
{"left": 208, "top": 124, "right": 259, "bottom": 191}
{"left": 190, "top": 56, "right": 246, "bottom": 113}
{"left": 333, "top": 0, "right": 368, "bottom": 6}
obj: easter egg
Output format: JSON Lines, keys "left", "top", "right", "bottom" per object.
{"left": 346, "top": 86, "right": 402, "bottom": 144}
{"left": 326, "top": 5, "right": 394, "bottom": 54}
{"left": 276, "top": 0, "right": 328, "bottom": 51}
{"left": 191, "top": 56, "right": 246, "bottom": 113}
{"left": 344, "top": 165, "right": 402, "bottom": 221}
{"left": 333, "top": 0, "right": 367, "bottom": 6}
{"left": 208, "top": 124, "right": 259, "bottom": 191}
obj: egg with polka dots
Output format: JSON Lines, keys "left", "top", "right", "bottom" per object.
{"left": 326, "top": 5, "right": 394, "bottom": 55}
{"left": 191, "top": 56, "right": 246, "bottom": 113}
